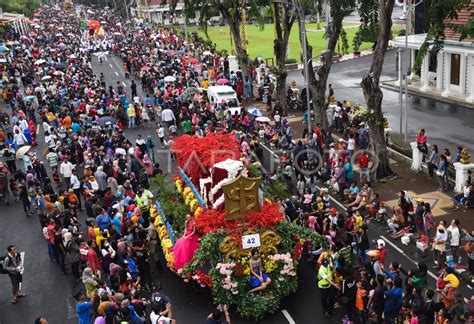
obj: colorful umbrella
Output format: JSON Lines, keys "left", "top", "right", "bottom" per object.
{"left": 87, "top": 20, "right": 101, "bottom": 30}
{"left": 248, "top": 107, "right": 263, "bottom": 117}
{"left": 141, "top": 66, "right": 151, "bottom": 71}
{"left": 188, "top": 58, "right": 199, "bottom": 64}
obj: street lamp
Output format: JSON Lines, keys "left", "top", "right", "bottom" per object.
{"left": 274, "top": 0, "right": 312, "bottom": 134}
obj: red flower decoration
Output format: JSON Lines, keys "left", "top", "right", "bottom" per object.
{"left": 172, "top": 133, "right": 241, "bottom": 186}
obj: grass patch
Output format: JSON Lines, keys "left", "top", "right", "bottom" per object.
{"left": 190, "top": 22, "right": 399, "bottom": 63}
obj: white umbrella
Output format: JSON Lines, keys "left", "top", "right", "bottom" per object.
{"left": 202, "top": 50, "right": 213, "bottom": 56}
{"left": 113, "top": 32, "right": 121, "bottom": 36}
{"left": 55, "top": 33, "right": 63, "bottom": 37}
{"left": 101, "top": 21, "right": 107, "bottom": 24}
{"left": 53, "top": 71, "right": 64, "bottom": 76}
{"left": 16, "top": 145, "right": 31, "bottom": 159}
{"left": 41, "top": 75, "right": 52, "bottom": 80}
{"left": 0, "top": 58, "right": 6, "bottom": 63}
{"left": 164, "top": 75, "right": 176, "bottom": 82}
{"left": 69, "top": 54, "right": 77, "bottom": 59}
{"left": 34, "top": 59, "right": 46, "bottom": 65}
{"left": 256, "top": 116, "right": 271, "bottom": 123}
{"left": 67, "top": 33, "right": 74, "bottom": 37}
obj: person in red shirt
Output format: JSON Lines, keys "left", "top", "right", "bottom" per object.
{"left": 357, "top": 152, "right": 371, "bottom": 183}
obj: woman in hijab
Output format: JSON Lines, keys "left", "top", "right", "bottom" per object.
{"left": 82, "top": 267, "right": 99, "bottom": 299}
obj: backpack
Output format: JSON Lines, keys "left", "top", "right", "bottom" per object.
{"left": 0, "top": 254, "right": 10, "bottom": 274}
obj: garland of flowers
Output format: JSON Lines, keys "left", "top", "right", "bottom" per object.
{"left": 151, "top": 206, "right": 176, "bottom": 270}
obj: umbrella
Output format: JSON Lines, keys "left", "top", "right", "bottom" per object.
{"left": 23, "top": 95, "right": 37, "bottom": 101}
{"left": 53, "top": 70, "right": 64, "bottom": 76}
{"left": 216, "top": 78, "right": 229, "bottom": 85}
{"left": 176, "top": 50, "right": 185, "bottom": 55}
{"left": 202, "top": 50, "right": 213, "bottom": 56}
{"left": 113, "top": 32, "right": 121, "bottom": 36}
{"left": 98, "top": 116, "right": 117, "bottom": 127}
{"left": 0, "top": 46, "right": 9, "bottom": 52}
{"left": 69, "top": 54, "right": 77, "bottom": 59}
{"left": 16, "top": 145, "right": 31, "bottom": 159}
{"left": 0, "top": 59, "right": 7, "bottom": 63}
{"left": 55, "top": 33, "right": 62, "bottom": 37}
{"left": 41, "top": 75, "right": 52, "bottom": 81}
{"left": 34, "top": 59, "right": 46, "bottom": 65}
{"left": 248, "top": 107, "right": 263, "bottom": 117}
{"left": 87, "top": 20, "right": 101, "bottom": 30}
{"left": 188, "top": 58, "right": 199, "bottom": 64}
{"left": 67, "top": 33, "right": 74, "bottom": 37}
{"left": 100, "top": 21, "right": 107, "bottom": 24}
{"left": 141, "top": 66, "right": 151, "bottom": 71}
{"left": 164, "top": 75, "right": 176, "bottom": 82}
{"left": 256, "top": 116, "right": 271, "bottom": 123}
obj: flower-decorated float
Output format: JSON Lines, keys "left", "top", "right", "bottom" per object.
{"left": 150, "top": 132, "right": 326, "bottom": 320}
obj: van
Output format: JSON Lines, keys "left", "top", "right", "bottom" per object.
{"left": 206, "top": 86, "right": 241, "bottom": 116}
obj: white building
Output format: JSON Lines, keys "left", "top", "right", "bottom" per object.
{"left": 389, "top": 3, "right": 474, "bottom": 104}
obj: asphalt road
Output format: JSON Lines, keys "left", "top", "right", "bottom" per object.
{"left": 287, "top": 49, "right": 474, "bottom": 153}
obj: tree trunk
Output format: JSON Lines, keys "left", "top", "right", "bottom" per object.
{"left": 218, "top": 5, "right": 251, "bottom": 87}
{"left": 360, "top": 0, "right": 395, "bottom": 179}
{"left": 273, "top": 3, "right": 295, "bottom": 116}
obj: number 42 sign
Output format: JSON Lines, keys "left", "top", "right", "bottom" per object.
{"left": 242, "top": 234, "right": 261, "bottom": 249}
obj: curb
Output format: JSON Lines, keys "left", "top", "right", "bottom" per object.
{"left": 381, "top": 83, "right": 474, "bottom": 110}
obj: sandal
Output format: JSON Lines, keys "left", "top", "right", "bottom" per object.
{"left": 17, "top": 294, "right": 26, "bottom": 298}
{"left": 11, "top": 299, "right": 17, "bottom": 304}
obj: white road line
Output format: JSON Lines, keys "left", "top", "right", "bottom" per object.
{"left": 36, "top": 124, "right": 40, "bottom": 135}
{"left": 281, "top": 309, "right": 296, "bottom": 324}
{"left": 379, "top": 235, "right": 405, "bottom": 255}
{"left": 115, "top": 71, "right": 119, "bottom": 76}
{"left": 104, "top": 55, "right": 108, "bottom": 61}
{"left": 109, "top": 63, "right": 113, "bottom": 68}
{"left": 122, "top": 81, "right": 126, "bottom": 87}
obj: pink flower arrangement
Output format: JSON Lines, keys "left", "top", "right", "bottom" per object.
{"left": 269, "top": 253, "right": 296, "bottom": 277}
{"left": 216, "top": 262, "right": 239, "bottom": 294}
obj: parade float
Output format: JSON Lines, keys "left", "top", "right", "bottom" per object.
{"left": 150, "top": 132, "right": 326, "bottom": 320}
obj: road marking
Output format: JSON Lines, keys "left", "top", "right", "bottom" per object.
{"left": 115, "top": 71, "right": 119, "bottom": 76}
{"left": 281, "top": 309, "right": 296, "bottom": 324}
{"left": 104, "top": 55, "right": 108, "bottom": 61}
{"left": 36, "top": 124, "right": 40, "bottom": 135}
{"left": 122, "top": 81, "right": 126, "bottom": 87}
{"left": 379, "top": 235, "right": 437, "bottom": 280}
{"left": 109, "top": 63, "right": 113, "bottom": 68}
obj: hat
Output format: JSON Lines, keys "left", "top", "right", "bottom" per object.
{"left": 377, "top": 239, "right": 386, "bottom": 249}
{"left": 329, "top": 208, "right": 337, "bottom": 215}
{"left": 68, "top": 188, "right": 74, "bottom": 193}
{"left": 360, "top": 122, "right": 366, "bottom": 126}
{"left": 416, "top": 198, "right": 424, "bottom": 203}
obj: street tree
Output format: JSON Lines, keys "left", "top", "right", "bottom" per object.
{"left": 273, "top": 1, "right": 297, "bottom": 115}
{"left": 359, "top": 0, "right": 395, "bottom": 179}
{"left": 296, "top": 0, "right": 355, "bottom": 131}
{"left": 184, "top": 0, "right": 269, "bottom": 84}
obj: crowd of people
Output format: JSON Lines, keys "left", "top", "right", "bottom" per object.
{"left": 0, "top": 3, "right": 472, "bottom": 324}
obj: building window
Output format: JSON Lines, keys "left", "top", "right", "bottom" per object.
{"left": 450, "top": 53, "right": 461, "bottom": 86}
{"left": 429, "top": 51, "right": 437, "bottom": 72}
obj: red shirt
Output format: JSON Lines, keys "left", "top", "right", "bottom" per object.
{"left": 358, "top": 154, "right": 369, "bottom": 168}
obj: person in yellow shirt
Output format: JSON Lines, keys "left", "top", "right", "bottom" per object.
{"left": 127, "top": 105, "right": 136, "bottom": 128}
{"left": 202, "top": 79, "right": 209, "bottom": 89}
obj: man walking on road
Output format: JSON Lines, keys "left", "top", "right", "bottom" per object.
{"left": 131, "top": 80, "right": 137, "bottom": 98}
{"left": 3, "top": 245, "right": 26, "bottom": 304}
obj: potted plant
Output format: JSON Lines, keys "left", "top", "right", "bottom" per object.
{"left": 352, "top": 32, "right": 362, "bottom": 57}
{"left": 284, "top": 58, "right": 298, "bottom": 70}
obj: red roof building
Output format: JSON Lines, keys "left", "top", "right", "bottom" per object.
{"left": 444, "top": 0, "right": 474, "bottom": 42}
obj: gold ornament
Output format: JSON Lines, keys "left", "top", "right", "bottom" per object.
{"left": 460, "top": 148, "right": 471, "bottom": 164}
{"left": 218, "top": 230, "right": 282, "bottom": 262}
{"left": 222, "top": 174, "right": 261, "bottom": 221}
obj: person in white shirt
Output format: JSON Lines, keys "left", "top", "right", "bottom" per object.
{"left": 161, "top": 108, "right": 175, "bottom": 127}
{"left": 60, "top": 159, "right": 74, "bottom": 187}
{"left": 70, "top": 169, "right": 82, "bottom": 209}
{"left": 347, "top": 134, "right": 356, "bottom": 157}
{"left": 13, "top": 129, "right": 28, "bottom": 147}
{"left": 157, "top": 126, "right": 165, "bottom": 148}
{"left": 447, "top": 219, "right": 461, "bottom": 261}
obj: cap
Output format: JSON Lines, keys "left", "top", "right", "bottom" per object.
{"left": 416, "top": 198, "right": 424, "bottom": 203}
{"left": 377, "top": 239, "right": 386, "bottom": 249}
{"left": 329, "top": 208, "right": 337, "bottom": 214}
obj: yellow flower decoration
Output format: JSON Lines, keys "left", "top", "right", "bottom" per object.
{"left": 264, "top": 260, "right": 277, "bottom": 273}
{"left": 183, "top": 187, "right": 191, "bottom": 196}
{"left": 194, "top": 207, "right": 202, "bottom": 218}
{"left": 243, "top": 266, "right": 251, "bottom": 276}
{"left": 190, "top": 199, "right": 198, "bottom": 211}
